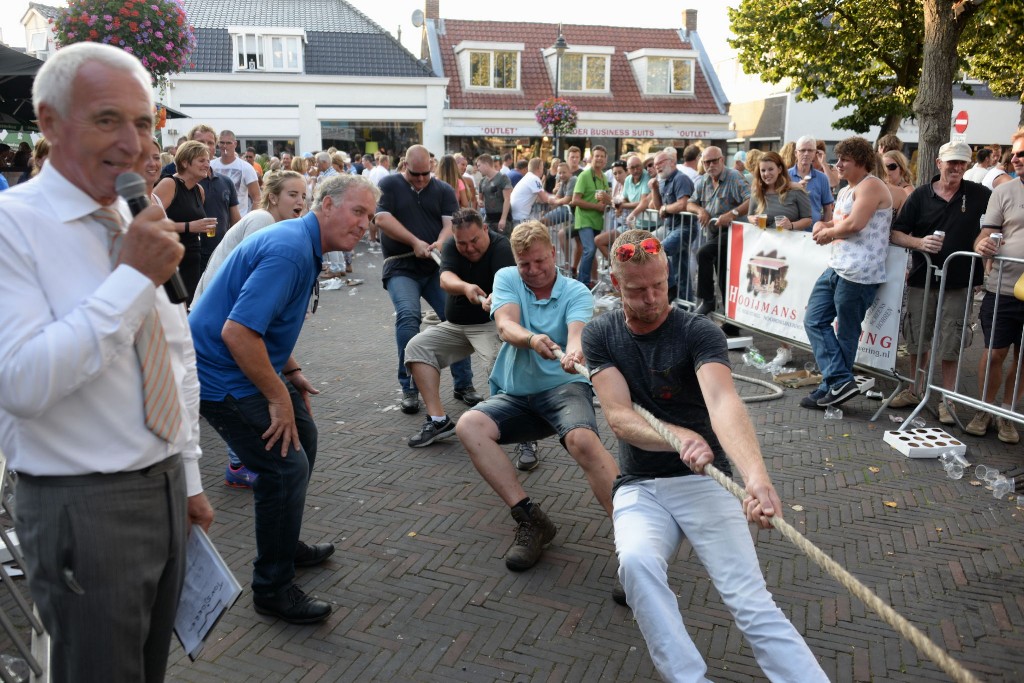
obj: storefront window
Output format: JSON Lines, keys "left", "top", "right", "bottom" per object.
{"left": 320, "top": 121, "right": 422, "bottom": 158}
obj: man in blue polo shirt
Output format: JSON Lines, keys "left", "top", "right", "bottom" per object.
{"left": 650, "top": 150, "right": 695, "bottom": 299}
{"left": 790, "top": 136, "right": 834, "bottom": 225}
{"left": 190, "top": 174, "right": 378, "bottom": 625}
{"left": 455, "top": 221, "right": 620, "bottom": 589}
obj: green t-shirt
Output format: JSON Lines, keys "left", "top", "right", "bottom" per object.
{"left": 573, "top": 167, "right": 608, "bottom": 231}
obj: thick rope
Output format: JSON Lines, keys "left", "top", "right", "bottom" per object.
{"left": 553, "top": 348, "right": 981, "bottom": 683}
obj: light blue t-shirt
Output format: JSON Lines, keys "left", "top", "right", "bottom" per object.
{"left": 489, "top": 266, "right": 593, "bottom": 396}
{"left": 788, "top": 166, "right": 834, "bottom": 224}
{"left": 189, "top": 211, "right": 322, "bottom": 401}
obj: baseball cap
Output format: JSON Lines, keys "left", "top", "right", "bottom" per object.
{"left": 938, "top": 141, "right": 972, "bottom": 162}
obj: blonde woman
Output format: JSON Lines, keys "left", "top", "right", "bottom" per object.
{"left": 882, "top": 150, "right": 913, "bottom": 197}
{"left": 749, "top": 151, "right": 812, "bottom": 231}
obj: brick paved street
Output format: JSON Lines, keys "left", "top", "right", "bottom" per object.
{"left": 166, "top": 240, "right": 1024, "bottom": 683}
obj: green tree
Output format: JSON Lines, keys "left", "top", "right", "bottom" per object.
{"left": 958, "top": 1, "right": 1024, "bottom": 125}
{"left": 728, "top": 0, "right": 923, "bottom": 135}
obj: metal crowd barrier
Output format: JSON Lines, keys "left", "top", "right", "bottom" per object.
{"left": 902, "top": 251, "right": 1024, "bottom": 432}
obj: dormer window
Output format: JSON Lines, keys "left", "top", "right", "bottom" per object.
{"left": 229, "top": 26, "right": 305, "bottom": 73}
{"left": 456, "top": 41, "right": 523, "bottom": 92}
{"left": 544, "top": 46, "right": 614, "bottom": 94}
{"left": 626, "top": 49, "right": 697, "bottom": 96}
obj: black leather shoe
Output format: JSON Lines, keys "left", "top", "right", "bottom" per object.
{"left": 612, "top": 579, "right": 628, "bottom": 607}
{"left": 401, "top": 391, "right": 420, "bottom": 414}
{"left": 253, "top": 584, "right": 331, "bottom": 624}
{"left": 694, "top": 299, "right": 715, "bottom": 316}
{"left": 453, "top": 386, "right": 484, "bottom": 406}
{"left": 294, "top": 541, "right": 335, "bottom": 568}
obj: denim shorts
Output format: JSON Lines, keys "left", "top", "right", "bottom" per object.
{"left": 471, "top": 381, "right": 599, "bottom": 445}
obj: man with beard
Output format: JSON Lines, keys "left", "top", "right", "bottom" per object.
{"left": 583, "top": 229, "right": 827, "bottom": 683}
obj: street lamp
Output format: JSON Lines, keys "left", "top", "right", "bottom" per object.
{"left": 552, "top": 27, "right": 568, "bottom": 159}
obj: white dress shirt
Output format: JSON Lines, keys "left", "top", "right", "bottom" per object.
{"left": 0, "top": 164, "right": 203, "bottom": 496}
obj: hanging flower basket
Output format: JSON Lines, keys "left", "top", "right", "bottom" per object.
{"left": 51, "top": 0, "right": 197, "bottom": 90}
{"left": 535, "top": 97, "right": 579, "bottom": 137}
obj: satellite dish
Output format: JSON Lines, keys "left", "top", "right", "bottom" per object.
{"left": 411, "top": 9, "right": 424, "bottom": 28}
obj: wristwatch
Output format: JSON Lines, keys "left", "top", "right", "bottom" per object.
{"left": 730, "top": 209, "right": 739, "bottom": 217}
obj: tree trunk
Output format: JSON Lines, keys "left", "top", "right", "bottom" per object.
{"left": 877, "top": 112, "right": 904, "bottom": 140}
{"left": 1019, "top": 101, "right": 1024, "bottom": 127}
{"left": 912, "top": 0, "right": 976, "bottom": 187}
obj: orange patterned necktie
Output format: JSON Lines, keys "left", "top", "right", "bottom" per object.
{"left": 94, "top": 206, "right": 183, "bottom": 443}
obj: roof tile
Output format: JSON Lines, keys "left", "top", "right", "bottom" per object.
{"left": 437, "top": 19, "right": 723, "bottom": 116}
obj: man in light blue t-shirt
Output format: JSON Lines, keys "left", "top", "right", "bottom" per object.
{"left": 455, "top": 221, "right": 620, "bottom": 588}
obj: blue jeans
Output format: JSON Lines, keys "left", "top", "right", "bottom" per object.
{"left": 661, "top": 223, "right": 696, "bottom": 295}
{"left": 614, "top": 476, "right": 828, "bottom": 683}
{"left": 576, "top": 228, "right": 597, "bottom": 288}
{"left": 200, "top": 381, "right": 317, "bottom": 596}
{"left": 386, "top": 273, "right": 473, "bottom": 393}
{"left": 803, "top": 268, "right": 879, "bottom": 389}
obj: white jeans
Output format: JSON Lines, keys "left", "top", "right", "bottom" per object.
{"left": 614, "top": 476, "right": 827, "bottom": 683}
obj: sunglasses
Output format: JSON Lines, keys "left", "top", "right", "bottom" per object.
{"left": 704, "top": 157, "right": 724, "bottom": 164}
{"left": 1013, "top": 150, "right": 1024, "bottom": 160}
{"left": 885, "top": 163, "right": 899, "bottom": 171}
{"left": 309, "top": 279, "right": 320, "bottom": 315}
{"left": 615, "top": 237, "right": 662, "bottom": 262}
{"left": 408, "top": 169, "right": 431, "bottom": 177}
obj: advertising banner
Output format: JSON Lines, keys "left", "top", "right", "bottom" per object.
{"left": 723, "top": 223, "right": 906, "bottom": 374}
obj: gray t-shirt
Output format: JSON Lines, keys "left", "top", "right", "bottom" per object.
{"left": 479, "top": 172, "right": 511, "bottom": 217}
{"left": 583, "top": 308, "right": 733, "bottom": 494}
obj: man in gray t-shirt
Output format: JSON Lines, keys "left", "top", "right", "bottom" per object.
{"left": 542, "top": 160, "right": 577, "bottom": 226}
{"left": 475, "top": 154, "right": 511, "bottom": 232}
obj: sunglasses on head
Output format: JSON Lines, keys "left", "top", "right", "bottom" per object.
{"left": 885, "top": 162, "right": 899, "bottom": 171}
{"left": 615, "top": 237, "right": 662, "bottom": 262}
{"left": 408, "top": 169, "right": 431, "bottom": 177}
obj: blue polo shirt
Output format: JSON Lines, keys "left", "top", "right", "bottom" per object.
{"left": 488, "top": 267, "right": 593, "bottom": 396}
{"left": 788, "top": 166, "right": 834, "bottom": 224}
{"left": 658, "top": 169, "right": 695, "bottom": 229}
{"left": 189, "top": 211, "right": 323, "bottom": 401}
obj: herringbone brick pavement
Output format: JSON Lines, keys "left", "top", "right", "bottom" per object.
{"left": 163, "top": 240, "right": 1024, "bottom": 682}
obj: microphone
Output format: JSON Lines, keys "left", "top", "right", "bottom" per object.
{"left": 115, "top": 172, "right": 188, "bottom": 305}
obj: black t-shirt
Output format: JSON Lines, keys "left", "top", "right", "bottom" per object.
{"left": 583, "top": 308, "right": 733, "bottom": 493}
{"left": 892, "top": 177, "right": 991, "bottom": 289}
{"left": 440, "top": 230, "right": 516, "bottom": 324}
{"left": 199, "top": 173, "right": 239, "bottom": 257}
{"left": 377, "top": 174, "right": 459, "bottom": 282}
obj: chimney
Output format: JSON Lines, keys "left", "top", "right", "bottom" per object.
{"left": 684, "top": 9, "right": 698, "bottom": 36}
{"left": 425, "top": 0, "right": 440, "bottom": 20}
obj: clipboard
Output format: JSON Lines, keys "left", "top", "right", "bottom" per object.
{"left": 173, "top": 526, "right": 242, "bottom": 660}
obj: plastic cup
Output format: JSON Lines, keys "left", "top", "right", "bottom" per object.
{"left": 975, "top": 464, "right": 991, "bottom": 481}
{"left": 775, "top": 216, "right": 786, "bottom": 231}
{"left": 756, "top": 214, "right": 768, "bottom": 229}
{"left": 824, "top": 406, "right": 843, "bottom": 420}
{"left": 946, "top": 463, "right": 964, "bottom": 480}
{"left": 205, "top": 223, "right": 217, "bottom": 238}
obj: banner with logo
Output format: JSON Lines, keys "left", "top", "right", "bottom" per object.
{"left": 723, "top": 223, "right": 906, "bottom": 374}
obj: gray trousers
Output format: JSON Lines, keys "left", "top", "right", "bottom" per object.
{"left": 14, "top": 455, "right": 187, "bottom": 683}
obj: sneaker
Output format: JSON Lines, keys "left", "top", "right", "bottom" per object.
{"left": 505, "top": 504, "right": 557, "bottom": 571}
{"left": 225, "top": 464, "right": 258, "bottom": 489}
{"left": 612, "top": 578, "right": 628, "bottom": 607}
{"left": 964, "top": 410, "right": 991, "bottom": 436}
{"left": 408, "top": 416, "right": 455, "bottom": 447}
{"left": 889, "top": 388, "right": 921, "bottom": 408}
{"left": 997, "top": 418, "right": 1020, "bottom": 445}
{"left": 938, "top": 401, "right": 956, "bottom": 425}
{"left": 515, "top": 441, "right": 539, "bottom": 471}
{"left": 253, "top": 584, "right": 331, "bottom": 624}
{"left": 453, "top": 386, "right": 484, "bottom": 406}
{"left": 800, "top": 387, "right": 828, "bottom": 410}
{"left": 817, "top": 380, "right": 860, "bottom": 407}
{"left": 401, "top": 391, "right": 420, "bottom": 414}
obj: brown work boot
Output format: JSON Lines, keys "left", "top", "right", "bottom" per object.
{"left": 964, "top": 410, "right": 992, "bottom": 437}
{"left": 938, "top": 401, "right": 956, "bottom": 426}
{"left": 889, "top": 388, "right": 920, "bottom": 408}
{"left": 997, "top": 418, "right": 1020, "bottom": 445}
{"left": 505, "top": 504, "right": 557, "bottom": 571}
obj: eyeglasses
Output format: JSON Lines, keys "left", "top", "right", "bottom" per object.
{"left": 615, "top": 237, "right": 662, "bottom": 262}
{"left": 703, "top": 157, "right": 724, "bottom": 164}
{"left": 645, "top": 162, "right": 655, "bottom": 168}
{"left": 885, "top": 163, "right": 899, "bottom": 171}
{"left": 1013, "top": 150, "right": 1024, "bottom": 160}
{"left": 408, "top": 169, "right": 431, "bottom": 177}
{"left": 796, "top": 149, "right": 816, "bottom": 155}
{"left": 308, "top": 279, "right": 320, "bottom": 315}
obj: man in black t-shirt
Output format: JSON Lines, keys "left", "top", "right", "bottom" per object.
{"left": 582, "top": 230, "right": 825, "bottom": 683}
{"left": 889, "top": 141, "right": 991, "bottom": 425}
{"left": 376, "top": 145, "right": 477, "bottom": 414}
{"left": 403, "top": 209, "right": 515, "bottom": 447}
